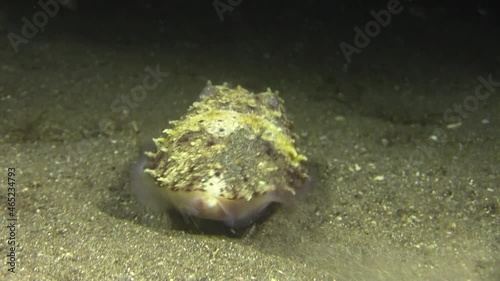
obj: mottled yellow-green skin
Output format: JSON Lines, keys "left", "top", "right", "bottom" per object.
{"left": 144, "top": 82, "right": 308, "bottom": 201}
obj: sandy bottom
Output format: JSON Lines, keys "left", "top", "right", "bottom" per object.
{"left": 0, "top": 10, "right": 499, "bottom": 281}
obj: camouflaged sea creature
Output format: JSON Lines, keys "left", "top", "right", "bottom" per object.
{"left": 138, "top": 81, "right": 309, "bottom": 227}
